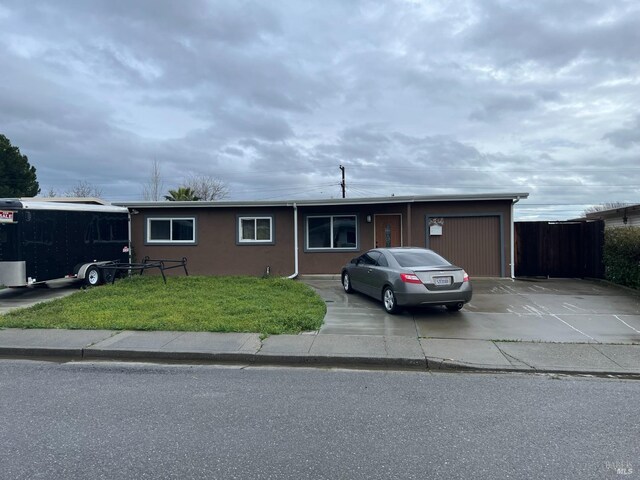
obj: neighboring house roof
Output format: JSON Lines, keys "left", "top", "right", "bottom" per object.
{"left": 115, "top": 192, "right": 529, "bottom": 209}
{"left": 585, "top": 204, "right": 640, "bottom": 220}
{"left": 585, "top": 203, "right": 640, "bottom": 228}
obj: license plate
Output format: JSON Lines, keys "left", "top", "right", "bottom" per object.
{"left": 434, "top": 276, "right": 452, "bottom": 286}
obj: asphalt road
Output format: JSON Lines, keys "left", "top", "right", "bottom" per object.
{"left": 0, "top": 360, "right": 638, "bottom": 480}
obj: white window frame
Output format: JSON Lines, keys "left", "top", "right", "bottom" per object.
{"left": 306, "top": 215, "right": 358, "bottom": 250}
{"left": 238, "top": 216, "right": 273, "bottom": 243}
{"left": 146, "top": 217, "right": 196, "bottom": 244}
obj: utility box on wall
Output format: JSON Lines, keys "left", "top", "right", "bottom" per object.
{"left": 429, "top": 217, "right": 444, "bottom": 236}
{"left": 429, "top": 224, "right": 443, "bottom": 236}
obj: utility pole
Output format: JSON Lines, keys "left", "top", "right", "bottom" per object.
{"left": 339, "top": 165, "right": 346, "bottom": 198}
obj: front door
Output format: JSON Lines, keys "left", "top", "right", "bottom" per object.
{"left": 375, "top": 215, "right": 402, "bottom": 248}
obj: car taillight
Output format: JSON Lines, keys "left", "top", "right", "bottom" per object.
{"left": 400, "top": 273, "right": 422, "bottom": 284}
{"left": 463, "top": 271, "right": 469, "bottom": 282}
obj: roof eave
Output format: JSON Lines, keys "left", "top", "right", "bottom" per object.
{"left": 585, "top": 203, "right": 640, "bottom": 220}
{"left": 115, "top": 192, "right": 529, "bottom": 209}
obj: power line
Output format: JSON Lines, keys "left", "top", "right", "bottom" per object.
{"left": 29, "top": 176, "right": 640, "bottom": 190}
{"left": 252, "top": 184, "right": 340, "bottom": 200}
{"left": 348, "top": 182, "right": 640, "bottom": 189}
{"left": 343, "top": 164, "right": 640, "bottom": 172}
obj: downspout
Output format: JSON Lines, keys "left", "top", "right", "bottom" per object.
{"left": 510, "top": 199, "right": 517, "bottom": 279}
{"left": 128, "top": 209, "right": 133, "bottom": 265}
{"left": 406, "top": 203, "right": 411, "bottom": 246}
{"left": 287, "top": 203, "right": 299, "bottom": 279}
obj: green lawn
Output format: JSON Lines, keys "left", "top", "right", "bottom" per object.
{"left": 0, "top": 276, "right": 326, "bottom": 336}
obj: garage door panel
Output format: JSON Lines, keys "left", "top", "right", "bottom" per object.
{"left": 428, "top": 216, "right": 501, "bottom": 277}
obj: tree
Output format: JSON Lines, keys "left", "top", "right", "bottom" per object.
{"left": 142, "top": 159, "right": 164, "bottom": 201}
{"left": 43, "top": 187, "right": 58, "bottom": 197}
{"left": 164, "top": 187, "right": 201, "bottom": 201}
{"left": 65, "top": 180, "right": 103, "bottom": 198}
{"left": 0, "top": 134, "right": 40, "bottom": 197}
{"left": 183, "top": 174, "right": 229, "bottom": 201}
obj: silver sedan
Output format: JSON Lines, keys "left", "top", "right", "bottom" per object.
{"left": 341, "top": 247, "right": 472, "bottom": 314}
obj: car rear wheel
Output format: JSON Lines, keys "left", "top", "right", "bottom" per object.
{"left": 383, "top": 287, "right": 401, "bottom": 314}
{"left": 342, "top": 272, "right": 354, "bottom": 293}
{"left": 446, "top": 302, "right": 464, "bottom": 312}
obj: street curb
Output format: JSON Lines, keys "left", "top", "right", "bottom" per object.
{"left": 2, "top": 346, "right": 638, "bottom": 377}
{"left": 84, "top": 349, "right": 428, "bottom": 370}
{"left": 255, "top": 353, "right": 427, "bottom": 369}
{"left": 83, "top": 349, "right": 258, "bottom": 364}
{"left": 0, "top": 347, "right": 83, "bottom": 359}
{"left": 0, "top": 346, "right": 426, "bottom": 370}
{"left": 426, "top": 357, "right": 530, "bottom": 373}
{"left": 426, "top": 357, "right": 640, "bottom": 377}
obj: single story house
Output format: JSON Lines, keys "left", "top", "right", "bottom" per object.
{"left": 585, "top": 204, "right": 640, "bottom": 228}
{"left": 116, "top": 193, "right": 528, "bottom": 278}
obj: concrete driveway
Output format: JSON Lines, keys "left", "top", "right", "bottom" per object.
{"left": 303, "top": 276, "right": 640, "bottom": 344}
{"left": 0, "top": 280, "right": 81, "bottom": 314}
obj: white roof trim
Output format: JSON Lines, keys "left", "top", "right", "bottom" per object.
{"left": 116, "top": 193, "right": 529, "bottom": 209}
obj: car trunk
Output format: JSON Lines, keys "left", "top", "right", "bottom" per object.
{"left": 413, "top": 266, "right": 464, "bottom": 290}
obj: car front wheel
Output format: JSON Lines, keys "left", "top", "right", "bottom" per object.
{"left": 382, "top": 287, "right": 401, "bottom": 314}
{"left": 342, "top": 272, "right": 353, "bottom": 293}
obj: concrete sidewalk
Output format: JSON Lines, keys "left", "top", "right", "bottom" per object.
{"left": 1, "top": 328, "right": 639, "bottom": 376}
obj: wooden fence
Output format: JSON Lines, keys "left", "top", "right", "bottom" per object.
{"left": 515, "top": 220, "right": 604, "bottom": 278}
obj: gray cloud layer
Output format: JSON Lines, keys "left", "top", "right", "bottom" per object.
{"left": 1, "top": 0, "right": 639, "bottom": 219}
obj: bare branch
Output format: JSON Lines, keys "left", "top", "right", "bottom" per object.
{"left": 43, "top": 187, "right": 58, "bottom": 197}
{"left": 183, "top": 174, "right": 229, "bottom": 201}
{"left": 142, "top": 159, "right": 164, "bottom": 201}
{"left": 65, "top": 180, "right": 103, "bottom": 198}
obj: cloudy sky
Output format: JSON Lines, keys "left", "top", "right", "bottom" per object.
{"left": 1, "top": 0, "right": 639, "bottom": 219}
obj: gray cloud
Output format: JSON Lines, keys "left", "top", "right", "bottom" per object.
{"left": 464, "top": 0, "right": 640, "bottom": 67}
{"left": 603, "top": 115, "right": 640, "bottom": 149}
{"left": 1, "top": 0, "right": 639, "bottom": 216}
{"left": 469, "top": 94, "right": 540, "bottom": 122}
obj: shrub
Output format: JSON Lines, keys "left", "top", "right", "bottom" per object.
{"left": 603, "top": 227, "right": 640, "bottom": 289}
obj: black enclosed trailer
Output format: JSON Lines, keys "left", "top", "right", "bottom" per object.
{"left": 0, "top": 199, "right": 130, "bottom": 287}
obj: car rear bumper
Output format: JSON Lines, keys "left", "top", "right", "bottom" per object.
{"left": 394, "top": 283, "right": 473, "bottom": 306}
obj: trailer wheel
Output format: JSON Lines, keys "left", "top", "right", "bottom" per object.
{"left": 85, "top": 266, "right": 102, "bottom": 286}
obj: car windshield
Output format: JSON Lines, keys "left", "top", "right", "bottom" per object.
{"left": 390, "top": 250, "right": 451, "bottom": 268}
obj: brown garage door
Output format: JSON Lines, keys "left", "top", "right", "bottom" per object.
{"left": 428, "top": 216, "right": 501, "bottom": 277}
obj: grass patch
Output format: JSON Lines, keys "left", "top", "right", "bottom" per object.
{"left": 0, "top": 276, "right": 326, "bottom": 336}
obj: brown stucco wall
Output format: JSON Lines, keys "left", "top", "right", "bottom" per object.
{"left": 295, "top": 203, "right": 421, "bottom": 274}
{"left": 297, "top": 204, "right": 371, "bottom": 275}
{"left": 129, "top": 199, "right": 514, "bottom": 277}
{"left": 408, "top": 200, "right": 513, "bottom": 276}
{"left": 130, "top": 206, "right": 295, "bottom": 276}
